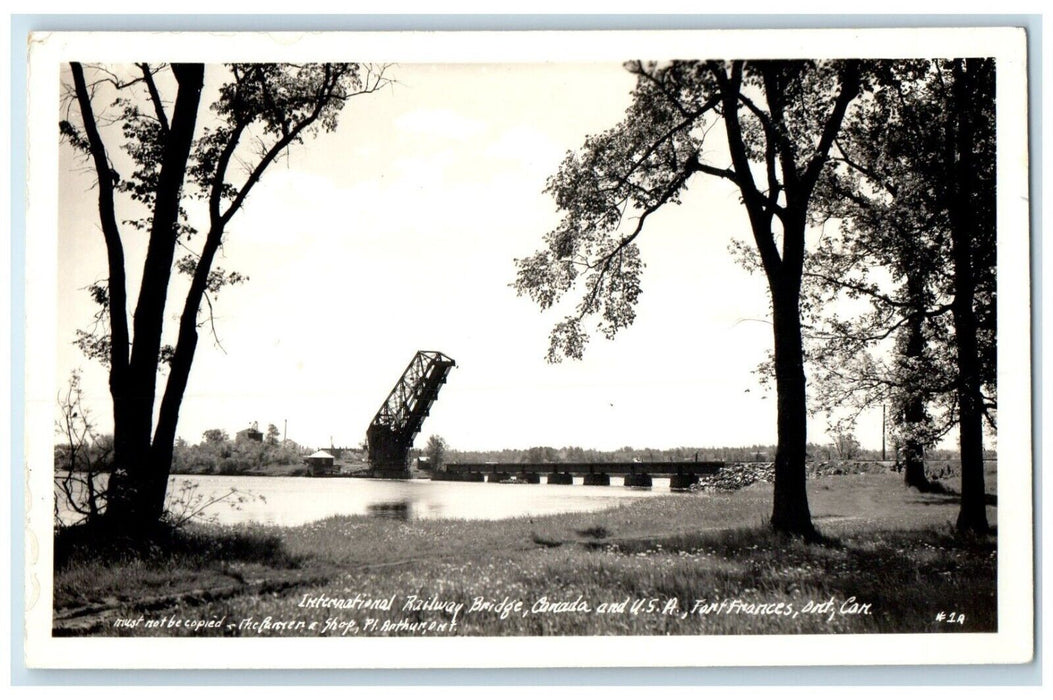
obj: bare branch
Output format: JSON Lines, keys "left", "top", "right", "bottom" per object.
{"left": 201, "top": 291, "right": 227, "bottom": 355}
{"left": 137, "top": 62, "right": 170, "bottom": 135}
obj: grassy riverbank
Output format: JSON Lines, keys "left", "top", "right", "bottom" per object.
{"left": 54, "top": 471, "right": 997, "bottom": 636}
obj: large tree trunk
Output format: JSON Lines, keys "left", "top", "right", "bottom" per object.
{"left": 948, "top": 59, "right": 990, "bottom": 534}
{"left": 951, "top": 235, "right": 988, "bottom": 532}
{"left": 68, "top": 62, "right": 135, "bottom": 529}
{"left": 104, "top": 64, "right": 205, "bottom": 531}
{"left": 901, "top": 408, "right": 930, "bottom": 491}
{"left": 149, "top": 216, "right": 228, "bottom": 523}
{"left": 901, "top": 273, "right": 933, "bottom": 491}
{"left": 768, "top": 269, "right": 815, "bottom": 538}
{"left": 149, "top": 308, "right": 201, "bottom": 515}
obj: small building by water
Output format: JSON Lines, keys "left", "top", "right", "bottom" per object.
{"left": 305, "top": 450, "right": 337, "bottom": 476}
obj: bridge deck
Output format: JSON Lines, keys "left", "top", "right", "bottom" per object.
{"left": 443, "top": 461, "right": 723, "bottom": 476}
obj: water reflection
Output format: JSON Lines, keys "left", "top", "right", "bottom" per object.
{"left": 366, "top": 500, "right": 414, "bottom": 521}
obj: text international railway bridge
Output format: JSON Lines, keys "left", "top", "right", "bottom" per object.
{"left": 434, "top": 461, "right": 724, "bottom": 489}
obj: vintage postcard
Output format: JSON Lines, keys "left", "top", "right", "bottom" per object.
{"left": 23, "top": 28, "right": 1033, "bottom": 668}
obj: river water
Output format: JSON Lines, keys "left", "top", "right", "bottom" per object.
{"left": 56, "top": 473, "right": 677, "bottom": 527}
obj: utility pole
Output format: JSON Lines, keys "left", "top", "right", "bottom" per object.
{"left": 283, "top": 419, "right": 287, "bottom": 443}
{"left": 881, "top": 405, "right": 886, "bottom": 462}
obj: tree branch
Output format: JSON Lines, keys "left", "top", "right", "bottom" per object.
{"left": 218, "top": 64, "right": 390, "bottom": 226}
{"left": 575, "top": 157, "right": 701, "bottom": 319}
{"left": 201, "top": 291, "right": 227, "bottom": 354}
{"left": 758, "top": 65, "right": 801, "bottom": 196}
{"left": 608, "top": 99, "right": 720, "bottom": 194}
{"left": 712, "top": 61, "right": 782, "bottom": 275}
{"left": 831, "top": 139, "right": 896, "bottom": 196}
{"left": 627, "top": 60, "right": 701, "bottom": 120}
{"left": 70, "top": 62, "right": 131, "bottom": 379}
{"left": 801, "top": 61, "right": 861, "bottom": 200}
{"left": 138, "top": 63, "right": 170, "bottom": 136}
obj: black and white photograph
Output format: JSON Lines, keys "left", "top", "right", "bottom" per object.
{"left": 22, "top": 28, "right": 1033, "bottom": 668}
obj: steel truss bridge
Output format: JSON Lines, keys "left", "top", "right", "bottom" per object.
{"left": 366, "top": 350, "right": 455, "bottom": 477}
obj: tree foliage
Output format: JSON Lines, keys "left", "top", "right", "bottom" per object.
{"left": 802, "top": 60, "right": 996, "bottom": 519}
{"left": 806, "top": 60, "right": 996, "bottom": 430}
{"left": 172, "top": 429, "right": 304, "bottom": 475}
{"left": 202, "top": 428, "right": 229, "bottom": 445}
{"left": 424, "top": 435, "right": 448, "bottom": 471}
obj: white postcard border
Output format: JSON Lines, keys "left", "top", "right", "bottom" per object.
{"left": 23, "top": 27, "right": 1034, "bottom": 669}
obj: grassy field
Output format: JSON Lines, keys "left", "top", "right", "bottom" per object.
{"left": 53, "top": 471, "right": 997, "bottom": 637}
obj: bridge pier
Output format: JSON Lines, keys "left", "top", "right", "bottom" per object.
{"left": 547, "top": 472, "right": 574, "bottom": 485}
{"left": 368, "top": 468, "right": 412, "bottom": 480}
{"left": 669, "top": 474, "right": 699, "bottom": 490}
{"left": 486, "top": 472, "right": 512, "bottom": 483}
{"left": 583, "top": 473, "right": 610, "bottom": 486}
{"left": 518, "top": 472, "right": 541, "bottom": 484}
{"left": 624, "top": 473, "right": 653, "bottom": 488}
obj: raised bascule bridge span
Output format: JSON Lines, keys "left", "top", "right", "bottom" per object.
{"left": 435, "top": 461, "right": 725, "bottom": 489}
{"left": 366, "top": 350, "right": 456, "bottom": 478}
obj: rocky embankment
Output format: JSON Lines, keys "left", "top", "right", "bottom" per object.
{"left": 692, "top": 460, "right": 911, "bottom": 492}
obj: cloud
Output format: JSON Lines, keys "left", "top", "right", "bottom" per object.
{"left": 485, "top": 125, "right": 563, "bottom": 171}
{"left": 394, "top": 108, "right": 486, "bottom": 142}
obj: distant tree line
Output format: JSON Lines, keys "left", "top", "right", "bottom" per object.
{"left": 55, "top": 420, "right": 310, "bottom": 477}
{"left": 444, "top": 443, "right": 983, "bottom": 466}
{"left": 170, "top": 426, "right": 307, "bottom": 475}
{"left": 59, "top": 436, "right": 983, "bottom": 474}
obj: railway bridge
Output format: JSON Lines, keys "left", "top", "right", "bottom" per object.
{"left": 433, "top": 461, "right": 724, "bottom": 490}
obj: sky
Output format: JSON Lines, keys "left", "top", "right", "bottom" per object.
{"left": 57, "top": 61, "right": 890, "bottom": 452}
